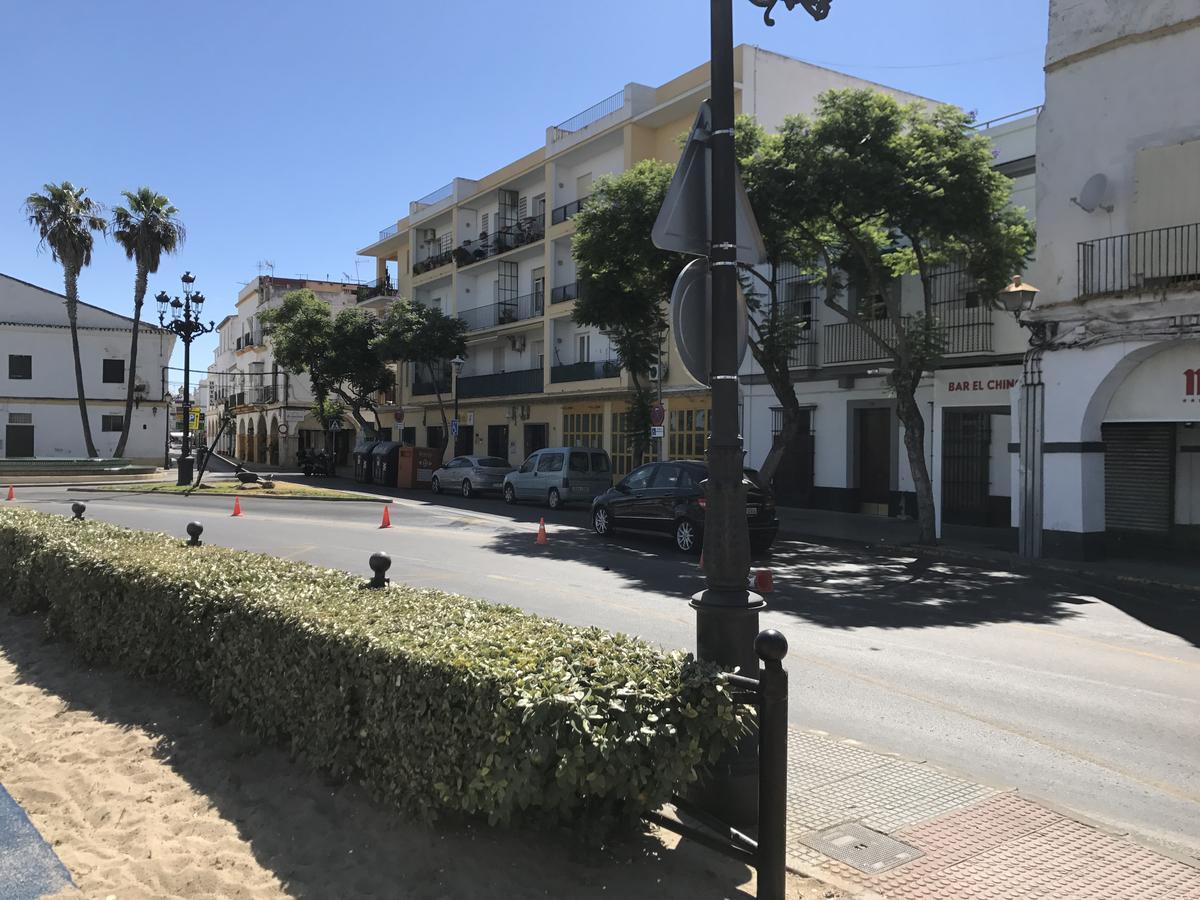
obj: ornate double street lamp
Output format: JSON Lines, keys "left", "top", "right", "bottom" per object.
{"left": 692, "top": 0, "right": 831, "bottom": 829}
{"left": 157, "top": 271, "right": 215, "bottom": 486}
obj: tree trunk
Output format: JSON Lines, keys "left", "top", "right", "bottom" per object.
{"left": 629, "top": 377, "right": 650, "bottom": 468}
{"left": 895, "top": 387, "right": 936, "bottom": 544}
{"left": 748, "top": 340, "right": 805, "bottom": 487}
{"left": 64, "top": 267, "right": 99, "bottom": 458}
{"left": 113, "top": 265, "right": 148, "bottom": 458}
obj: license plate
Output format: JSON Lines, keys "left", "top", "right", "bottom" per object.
{"left": 745, "top": 506, "right": 759, "bottom": 517}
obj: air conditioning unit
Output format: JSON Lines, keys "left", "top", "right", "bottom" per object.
{"left": 508, "top": 335, "right": 526, "bottom": 352}
{"left": 420, "top": 228, "right": 438, "bottom": 243}
{"left": 648, "top": 363, "right": 667, "bottom": 383}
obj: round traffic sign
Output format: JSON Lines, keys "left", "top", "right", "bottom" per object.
{"left": 650, "top": 403, "right": 665, "bottom": 427}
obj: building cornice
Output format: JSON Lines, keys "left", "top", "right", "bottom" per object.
{"left": 1045, "top": 14, "right": 1200, "bottom": 74}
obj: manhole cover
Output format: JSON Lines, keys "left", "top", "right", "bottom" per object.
{"left": 800, "top": 822, "right": 923, "bottom": 874}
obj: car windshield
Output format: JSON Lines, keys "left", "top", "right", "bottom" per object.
{"left": 478, "top": 457, "right": 509, "bottom": 468}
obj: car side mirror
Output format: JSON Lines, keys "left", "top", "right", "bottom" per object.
{"left": 616, "top": 482, "right": 630, "bottom": 493}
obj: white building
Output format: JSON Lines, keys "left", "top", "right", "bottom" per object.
{"left": 1016, "top": 1, "right": 1200, "bottom": 560}
{"left": 0, "top": 273, "right": 175, "bottom": 464}
{"left": 203, "top": 275, "right": 366, "bottom": 468}
{"left": 739, "top": 111, "right": 1037, "bottom": 542}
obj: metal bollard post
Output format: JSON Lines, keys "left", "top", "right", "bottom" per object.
{"left": 71, "top": 501, "right": 86, "bottom": 520}
{"left": 754, "top": 629, "right": 788, "bottom": 900}
{"left": 186, "top": 521, "right": 204, "bottom": 546}
{"left": 368, "top": 552, "right": 391, "bottom": 589}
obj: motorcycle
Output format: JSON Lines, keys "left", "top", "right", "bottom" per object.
{"left": 299, "top": 448, "right": 334, "bottom": 477}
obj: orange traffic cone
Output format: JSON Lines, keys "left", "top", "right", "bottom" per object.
{"left": 699, "top": 550, "right": 704, "bottom": 569}
{"left": 754, "top": 569, "right": 774, "bottom": 594}
{"left": 380, "top": 505, "right": 392, "bottom": 529}
{"left": 231, "top": 496, "right": 242, "bottom": 517}
{"left": 5, "top": 485, "right": 13, "bottom": 501}
{"left": 535, "top": 517, "right": 548, "bottom": 546}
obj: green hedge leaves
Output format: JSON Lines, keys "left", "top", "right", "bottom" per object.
{"left": 0, "top": 507, "right": 744, "bottom": 836}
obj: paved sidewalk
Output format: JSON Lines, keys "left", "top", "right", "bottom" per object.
{"left": 786, "top": 729, "right": 1200, "bottom": 899}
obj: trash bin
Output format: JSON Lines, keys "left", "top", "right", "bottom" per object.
{"left": 353, "top": 441, "right": 380, "bottom": 484}
{"left": 371, "top": 442, "right": 401, "bottom": 486}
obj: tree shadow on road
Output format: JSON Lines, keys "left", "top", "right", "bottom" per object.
{"left": 0, "top": 610, "right": 763, "bottom": 900}
{"left": 485, "top": 527, "right": 1093, "bottom": 632}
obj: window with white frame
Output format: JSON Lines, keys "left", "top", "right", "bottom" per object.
{"left": 576, "top": 333, "right": 591, "bottom": 363}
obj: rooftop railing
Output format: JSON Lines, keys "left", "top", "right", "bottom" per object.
{"left": 415, "top": 182, "right": 454, "bottom": 207}
{"left": 1078, "top": 222, "right": 1200, "bottom": 300}
{"left": 378, "top": 223, "right": 399, "bottom": 242}
{"left": 551, "top": 89, "right": 624, "bottom": 142}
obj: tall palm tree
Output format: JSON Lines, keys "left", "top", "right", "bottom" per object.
{"left": 24, "top": 182, "right": 107, "bottom": 458}
{"left": 110, "top": 188, "right": 186, "bottom": 458}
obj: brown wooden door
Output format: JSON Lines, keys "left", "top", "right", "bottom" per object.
{"left": 857, "top": 408, "right": 891, "bottom": 507}
{"left": 523, "top": 423, "right": 548, "bottom": 458}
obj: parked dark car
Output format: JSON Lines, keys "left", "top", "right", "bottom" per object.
{"left": 590, "top": 460, "right": 778, "bottom": 554}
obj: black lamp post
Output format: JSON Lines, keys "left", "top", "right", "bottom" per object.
{"left": 158, "top": 271, "right": 215, "bottom": 486}
{"left": 695, "top": 0, "right": 832, "bottom": 830}
{"left": 451, "top": 356, "right": 466, "bottom": 454}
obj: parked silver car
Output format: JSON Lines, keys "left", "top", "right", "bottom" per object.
{"left": 431, "top": 455, "right": 515, "bottom": 498}
{"left": 502, "top": 447, "right": 612, "bottom": 509}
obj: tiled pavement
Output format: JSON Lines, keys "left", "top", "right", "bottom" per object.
{"left": 785, "top": 730, "right": 1200, "bottom": 899}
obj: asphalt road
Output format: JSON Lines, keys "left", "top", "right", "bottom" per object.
{"left": 6, "top": 483, "right": 1199, "bottom": 861}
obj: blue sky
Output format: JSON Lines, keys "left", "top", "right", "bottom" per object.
{"left": 1, "top": 0, "right": 1049, "bottom": 383}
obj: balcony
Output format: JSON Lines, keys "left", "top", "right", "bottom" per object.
{"left": 787, "top": 339, "right": 818, "bottom": 369}
{"left": 551, "top": 195, "right": 590, "bottom": 226}
{"left": 458, "top": 292, "right": 544, "bottom": 331}
{"left": 550, "top": 360, "right": 620, "bottom": 383}
{"left": 356, "top": 276, "right": 394, "bottom": 304}
{"left": 454, "top": 215, "right": 546, "bottom": 268}
{"left": 937, "top": 303, "right": 993, "bottom": 354}
{"left": 823, "top": 320, "right": 902, "bottom": 365}
{"left": 412, "top": 376, "right": 452, "bottom": 397}
{"left": 456, "top": 367, "right": 544, "bottom": 399}
{"left": 378, "top": 223, "right": 399, "bottom": 242}
{"left": 412, "top": 248, "right": 454, "bottom": 276}
{"left": 551, "top": 282, "right": 578, "bottom": 304}
{"left": 1078, "top": 222, "right": 1200, "bottom": 299}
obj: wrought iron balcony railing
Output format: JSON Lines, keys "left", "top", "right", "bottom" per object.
{"left": 412, "top": 248, "right": 454, "bottom": 276}
{"left": 357, "top": 276, "right": 394, "bottom": 304}
{"left": 456, "top": 367, "right": 544, "bottom": 399}
{"left": 1078, "top": 222, "right": 1200, "bottom": 299}
{"left": 551, "top": 281, "right": 578, "bottom": 304}
{"left": 551, "top": 195, "right": 590, "bottom": 226}
{"left": 550, "top": 360, "right": 621, "bottom": 383}
{"left": 457, "top": 292, "right": 544, "bottom": 331}
{"left": 454, "top": 215, "right": 546, "bottom": 268}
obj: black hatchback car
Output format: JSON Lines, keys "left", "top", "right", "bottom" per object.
{"left": 591, "top": 460, "right": 778, "bottom": 554}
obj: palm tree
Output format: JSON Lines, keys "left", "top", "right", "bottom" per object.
{"left": 110, "top": 188, "right": 186, "bottom": 458}
{"left": 24, "top": 182, "right": 107, "bottom": 458}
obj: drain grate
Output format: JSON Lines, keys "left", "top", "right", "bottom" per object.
{"left": 800, "top": 822, "right": 923, "bottom": 875}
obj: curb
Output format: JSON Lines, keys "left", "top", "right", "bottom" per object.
{"left": 66, "top": 487, "right": 394, "bottom": 504}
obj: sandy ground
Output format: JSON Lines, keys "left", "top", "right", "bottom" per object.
{"left": 0, "top": 610, "right": 842, "bottom": 900}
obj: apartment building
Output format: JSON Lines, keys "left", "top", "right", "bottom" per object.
{"left": 1014, "top": 1, "right": 1200, "bottom": 560}
{"left": 0, "top": 273, "right": 175, "bottom": 463}
{"left": 739, "top": 111, "right": 1038, "bottom": 539}
{"left": 203, "top": 275, "right": 364, "bottom": 467}
{"left": 357, "top": 46, "right": 930, "bottom": 475}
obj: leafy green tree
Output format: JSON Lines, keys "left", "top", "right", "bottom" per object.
{"left": 24, "top": 182, "right": 107, "bottom": 458}
{"left": 773, "top": 90, "right": 1035, "bottom": 542}
{"left": 260, "top": 289, "right": 393, "bottom": 435}
{"left": 572, "top": 159, "right": 686, "bottom": 466}
{"left": 374, "top": 299, "right": 468, "bottom": 461}
{"left": 110, "top": 188, "right": 186, "bottom": 458}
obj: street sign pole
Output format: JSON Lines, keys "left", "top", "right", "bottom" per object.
{"left": 689, "top": 0, "right": 763, "bottom": 833}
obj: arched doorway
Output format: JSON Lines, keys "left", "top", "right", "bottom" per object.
{"left": 268, "top": 415, "right": 280, "bottom": 466}
{"left": 256, "top": 414, "right": 268, "bottom": 465}
{"left": 245, "top": 418, "right": 255, "bottom": 463}
{"left": 238, "top": 418, "right": 247, "bottom": 460}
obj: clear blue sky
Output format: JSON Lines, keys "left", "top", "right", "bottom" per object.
{"left": 1, "top": 0, "right": 1049, "bottom": 384}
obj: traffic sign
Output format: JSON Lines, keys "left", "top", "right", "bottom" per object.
{"left": 650, "top": 403, "right": 665, "bottom": 427}
{"left": 650, "top": 425, "right": 665, "bottom": 439}
{"left": 450, "top": 418, "right": 459, "bottom": 437}
{"left": 651, "top": 101, "right": 767, "bottom": 265}
{"left": 329, "top": 419, "right": 343, "bottom": 432}
{"left": 670, "top": 258, "right": 748, "bottom": 387}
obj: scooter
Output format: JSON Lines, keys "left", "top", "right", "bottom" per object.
{"left": 299, "top": 448, "right": 334, "bottom": 477}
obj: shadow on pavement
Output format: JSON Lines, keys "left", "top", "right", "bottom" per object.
{"left": 0, "top": 611, "right": 758, "bottom": 900}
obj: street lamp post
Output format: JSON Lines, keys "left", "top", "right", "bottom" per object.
{"left": 694, "top": 0, "right": 832, "bottom": 830}
{"left": 158, "top": 272, "right": 215, "bottom": 486}
{"left": 451, "top": 356, "right": 466, "bottom": 454}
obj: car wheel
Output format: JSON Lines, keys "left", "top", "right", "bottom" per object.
{"left": 461, "top": 479, "right": 473, "bottom": 499}
{"left": 674, "top": 518, "right": 700, "bottom": 553}
{"left": 431, "top": 476, "right": 441, "bottom": 494}
{"left": 593, "top": 506, "right": 612, "bottom": 536}
{"left": 503, "top": 483, "right": 516, "bottom": 505}
{"left": 547, "top": 487, "right": 562, "bottom": 510}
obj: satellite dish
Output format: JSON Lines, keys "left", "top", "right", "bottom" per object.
{"left": 1072, "top": 173, "right": 1113, "bottom": 214}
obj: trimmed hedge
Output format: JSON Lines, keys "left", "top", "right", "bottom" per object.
{"left": 0, "top": 507, "right": 743, "bottom": 835}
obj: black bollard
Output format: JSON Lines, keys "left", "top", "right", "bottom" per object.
{"left": 186, "top": 521, "right": 204, "bottom": 546}
{"left": 368, "top": 552, "right": 391, "bottom": 589}
{"left": 71, "top": 501, "right": 86, "bottom": 520}
{"left": 754, "top": 629, "right": 789, "bottom": 900}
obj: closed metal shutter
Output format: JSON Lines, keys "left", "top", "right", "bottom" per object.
{"left": 1103, "top": 423, "right": 1174, "bottom": 532}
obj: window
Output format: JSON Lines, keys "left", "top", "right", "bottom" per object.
{"left": 576, "top": 333, "right": 591, "bottom": 363}
{"left": 8, "top": 413, "right": 32, "bottom": 425}
{"left": 479, "top": 457, "right": 509, "bottom": 468}
{"left": 481, "top": 212, "right": 489, "bottom": 236}
{"left": 520, "top": 454, "right": 538, "bottom": 474}
{"left": 427, "top": 425, "right": 444, "bottom": 449}
{"left": 8, "top": 355, "right": 31, "bottom": 380}
{"left": 653, "top": 464, "right": 684, "bottom": 489}
{"left": 537, "top": 452, "right": 564, "bottom": 473}
{"left": 102, "top": 359, "right": 125, "bottom": 383}
{"left": 563, "top": 412, "right": 602, "bottom": 448}
{"left": 669, "top": 407, "right": 709, "bottom": 460}
{"left": 611, "top": 410, "right": 633, "bottom": 476}
{"left": 569, "top": 451, "right": 589, "bottom": 473}
{"left": 101, "top": 414, "right": 124, "bottom": 432}
{"left": 622, "top": 464, "right": 655, "bottom": 491}
{"left": 590, "top": 452, "right": 610, "bottom": 474}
